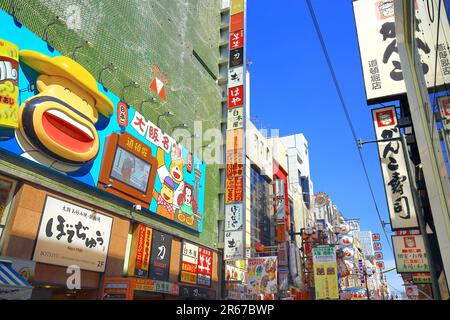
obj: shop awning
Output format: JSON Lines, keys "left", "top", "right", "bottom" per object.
{"left": 0, "top": 261, "right": 31, "bottom": 287}
{"left": 0, "top": 261, "right": 33, "bottom": 300}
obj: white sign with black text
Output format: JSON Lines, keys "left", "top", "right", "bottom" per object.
{"left": 372, "top": 106, "right": 419, "bottom": 230}
{"left": 33, "top": 196, "right": 113, "bottom": 272}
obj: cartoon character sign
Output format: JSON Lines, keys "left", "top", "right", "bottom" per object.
{"left": 176, "top": 183, "right": 198, "bottom": 226}
{"left": 153, "top": 176, "right": 175, "bottom": 220}
{"left": 0, "top": 14, "right": 206, "bottom": 233}
{"left": 15, "top": 51, "right": 113, "bottom": 173}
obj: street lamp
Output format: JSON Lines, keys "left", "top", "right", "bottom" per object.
{"left": 71, "top": 40, "right": 93, "bottom": 61}
{"left": 197, "top": 143, "right": 211, "bottom": 159}
{"left": 120, "top": 81, "right": 140, "bottom": 104}
{"left": 172, "top": 123, "right": 188, "bottom": 131}
{"left": 98, "top": 63, "right": 117, "bottom": 85}
{"left": 157, "top": 111, "right": 174, "bottom": 128}
{"left": 42, "top": 16, "right": 64, "bottom": 42}
{"left": 139, "top": 97, "right": 157, "bottom": 112}
{"left": 177, "top": 133, "right": 200, "bottom": 144}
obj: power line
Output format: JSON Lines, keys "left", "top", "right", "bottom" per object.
{"left": 305, "top": 0, "right": 393, "bottom": 251}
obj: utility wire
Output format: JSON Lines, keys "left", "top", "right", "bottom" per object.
{"left": 306, "top": 0, "right": 393, "bottom": 251}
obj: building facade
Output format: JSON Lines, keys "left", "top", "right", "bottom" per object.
{"left": 0, "top": 1, "right": 224, "bottom": 300}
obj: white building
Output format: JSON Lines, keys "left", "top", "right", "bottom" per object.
{"left": 353, "top": 231, "right": 375, "bottom": 258}
{"left": 279, "top": 134, "right": 315, "bottom": 232}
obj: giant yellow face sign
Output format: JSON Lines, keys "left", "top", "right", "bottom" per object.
{"left": 17, "top": 51, "right": 113, "bottom": 171}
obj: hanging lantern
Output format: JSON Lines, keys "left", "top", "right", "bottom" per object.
{"left": 338, "top": 223, "right": 350, "bottom": 234}
{"left": 338, "top": 234, "right": 354, "bottom": 246}
{"left": 341, "top": 247, "right": 355, "bottom": 259}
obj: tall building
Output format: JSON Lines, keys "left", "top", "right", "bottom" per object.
{"left": 279, "top": 134, "right": 314, "bottom": 230}
{"left": 353, "top": 231, "right": 375, "bottom": 259}
{"left": 0, "top": 1, "right": 223, "bottom": 300}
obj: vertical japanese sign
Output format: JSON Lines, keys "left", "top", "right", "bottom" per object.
{"left": 197, "top": 247, "right": 212, "bottom": 287}
{"left": 180, "top": 241, "right": 199, "bottom": 284}
{"left": 149, "top": 229, "right": 172, "bottom": 281}
{"left": 353, "top": 0, "right": 450, "bottom": 104}
{"left": 372, "top": 106, "right": 419, "bottom": 230}
{"left": 358, "top": 259, "right": 365, "bottom": 284}
{"left": 128, "top": 223, "right": 152, "bottom": 278}
{"left": 312, "top": 246, "right": 339, "bottom": 300}
{"left": 179, "top": 241, "right": 214, "bottom": 287}
{"left": 224, "top": 0, "right": 247, "bottom": 261}
{"left": 392, "top": 235, "right": 430, "bottom": 273}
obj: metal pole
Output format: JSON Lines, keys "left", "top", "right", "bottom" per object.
{"left": 364, "top": 269, "right": 371, "bottom": 300}
{"left": 400, "top": 133, "right": 441, "bottom": 300}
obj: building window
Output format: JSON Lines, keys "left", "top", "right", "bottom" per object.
{"left": 301, "top": 176, "right": 310, "bottom": 209}
{"left": 0, "top": 175, "right": 17, "bottom": 250}
{"left": 250, "top": 166, "right": 274, "bottom": 251}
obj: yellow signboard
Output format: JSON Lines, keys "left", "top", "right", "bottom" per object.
{"left": 0, "top": 39, "right": 19, "bottom": 128}
{"left": 230, "top": 0, "right": 244, "bottom": 15}
{"left": 313, "top": 246, "right": 339, "bottom": 300}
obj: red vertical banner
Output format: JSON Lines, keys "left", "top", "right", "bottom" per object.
{"left": 230, "top": 30, "right": 244, "bottom": 49}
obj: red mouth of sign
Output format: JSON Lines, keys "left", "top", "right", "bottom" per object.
{"left": 42, "top": 109, "right": 95, "bottom": 153}
{"left": 173, "top": 171, "right": 180, "bottom": 180}
{"left": 163, "top": 193, "right": 170, "bottom": 201}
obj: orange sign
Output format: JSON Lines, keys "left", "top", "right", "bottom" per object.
{"left": 128, "top": 224, "right": 152, "bottom": 277}
{"left": 226, "top": 176, "right": 243, "bottom": 203}
{"left": 226, "top": 128, "right": 244, "bottom": 152}
{"left": 230, "top": 12, "right": 244, "bottom": 32}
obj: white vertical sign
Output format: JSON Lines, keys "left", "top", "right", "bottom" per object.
{"left": 372, "top": 106, "right": 419, "bottom": 230}
{"left": 353, "top": 0, "right": 450, "bottom": 103}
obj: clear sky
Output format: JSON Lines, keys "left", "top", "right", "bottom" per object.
{"left": 246, "top": 0, "right": 405, "bottom": 296}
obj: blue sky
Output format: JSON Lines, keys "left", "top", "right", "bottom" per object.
{"left": 247, "top": 0, "right": 405, "bottom": 296}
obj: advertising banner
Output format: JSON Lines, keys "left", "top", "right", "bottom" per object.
{"left": 179, "top": 241, "right": 213, "bottom": 287}
{"left": 374, "top": 242, "right": 382, "bottom": 251}
{"left": 392, "top": 235, "right": 430, "bottom": 273}
{"left": 225, "top": 0, "right": 247, "bottom": 262}
{"left": 0, "top": 38, "right": 19, "bottom": 129}
{"left": 180, "top": 241, "right": 198, "bottom": 285}
{"left": 33, "top": 196, "right": 112, "bottom": 272}
{"left": 225, "top": 203, "right": 243, "bottom": 231}
{"left": 197, "top": 247, "right": 212, "bottom": 287}
{"left": 438, "top": 95, "right": 450, "bottom": 160}
{"left": 128, "top": 223, "right": 152, "bottom": 277}
{"left": 102, "top": 277, "right": 134, "bottom": 300}
{"left": 372, "top": 106, "right": 419, "bottom": 230}
{"left": 412, "top": 273, "right": 432, "bottom": 284}
{"left": 353, "top": 0, "right": 450, "bottom": 104}
{"left": 312, "top": 246, "right": 339, "bottom": 300}
{"left": 134, "top": 278, "right": 179, "bottom": 295}
{"left": 0, "top": 11, "right": 206, "bottom": 233}
{"left": 227, "top": 107, "right": 244, "bottom": 130}
{"left": 247, "top": 257, "right": 278, "bottom": 296}
{"left": 149, "top": 229, "right": 172, "bottom": 281}
{"left": 224, "top": 230, "right": 244, "bottom": 260}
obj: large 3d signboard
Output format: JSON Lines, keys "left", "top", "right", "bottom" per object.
{"left": 353, "top": 0, "right": 450, "bottom": 104}
{"left": 0, "top": 10, "right": 206, "bottom": 232}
